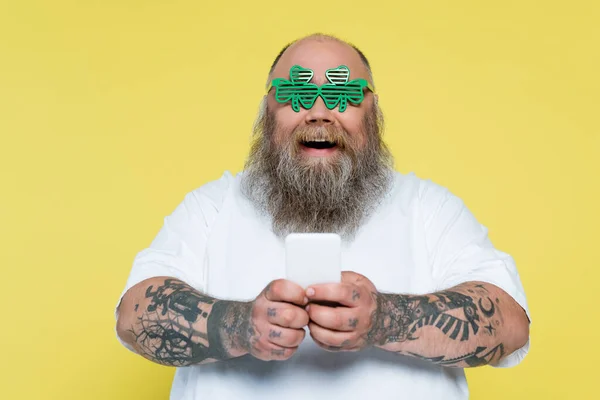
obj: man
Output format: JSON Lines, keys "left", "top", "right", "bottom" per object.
{"left": 115, "top": 34, "right": 530, "bottom": 399}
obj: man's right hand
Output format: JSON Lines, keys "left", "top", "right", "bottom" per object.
{"left": 243, "top": 279, "right": 309, "bottom": 361}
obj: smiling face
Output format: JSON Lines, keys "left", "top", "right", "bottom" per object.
{"left": 242, "top": 37, "right": 394, "bottom": 239}
{"left": 267, "top": 39, "right": 376, "bottom": 163}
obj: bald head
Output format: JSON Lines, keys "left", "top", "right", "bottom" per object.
{"left": 267, "top": 34, "right": 374, "bottom": 89}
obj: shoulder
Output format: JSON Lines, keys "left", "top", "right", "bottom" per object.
{"left": 388, "top": 171, "right": 456, "bottom": 205}
{"left": 385, "top": 172, "right": 467, "bottom": 226}
{"left": 183, "top": 171, "right": 236, "bottom": 214}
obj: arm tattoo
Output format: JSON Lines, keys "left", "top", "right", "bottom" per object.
{"left": 129, "top": 278, "right": 256, "bottom": 366}
{"left": 367, "top": 284, "right": 505, "bottom": 367}
{"left": 207, "top": 300, "right": 258, "bottom": 360}
{"left": 408, "top": 344, "right": 505, "bottom": 368}
{"left": 145, "top": 279, "right": 213, "bottom": 322}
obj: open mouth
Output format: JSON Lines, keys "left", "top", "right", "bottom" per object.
{"left": 301, "top": 140, "right": 337, "bottom": 150}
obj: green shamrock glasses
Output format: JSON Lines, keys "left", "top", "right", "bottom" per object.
{"left": 266, "top": 65, "right": 375, "bottom": 112}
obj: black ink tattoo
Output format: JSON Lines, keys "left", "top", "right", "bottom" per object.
{"left": 352, "top": 290, "right": 360, "bottom": 301}
{"left": 478, "top": 297, "right": 496, "bottom": 318}
{"left": 130, "top": 279, "right": 257, "bottom": 367}
{"left": 408, "top": 343, "right": 505, "bottom": 367}
{"left": 323, "top": 339, "right": 352, "bottom": 351}
{"left": 269, "top": 329, "right": 282, "bottom": 338}
{"left": 271, "top": 349, "right": 285, "bottom": 356}
{"left": 209, "top": 301, "right": 258, "bottom": 359}
{"left": 367, "top": 287, "right": 500, "bottom": 346}
{"left": 407, "top": 291, "right": 481, "bottom": 341}
{"left": 134, "top": 304, "right": 139, "bottom": 311}
{"left": 364, "top": 283, "right": 508, "bottom": 368}
{"left": 132, "top": 317, "right": 209, "bottom": 366}
{"left": 145, "top": 279, "right": 214, "bottom": 323}
{"left": 267, "top": 308, "right": 277, "bottom": 317}
{"left": 349, "top": 318, "right": 359, "bottom": 328}
{"left": 366, "top": 292, "right": 412, "bottom": 345}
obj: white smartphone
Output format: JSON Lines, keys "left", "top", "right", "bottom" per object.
{"left": 285, "top": 233, "right": 342, "bottom": 288}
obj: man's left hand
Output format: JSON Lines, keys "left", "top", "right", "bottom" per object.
{"left": 305, "top": 271, "right": 378, "bottom": 352}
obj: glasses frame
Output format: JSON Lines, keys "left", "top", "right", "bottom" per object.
{"left": 266, "top": 65, "right": 375, "bottom": 113}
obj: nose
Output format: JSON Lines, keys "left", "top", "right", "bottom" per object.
{"left": 305, "top": 96, "right": 334, "bottom": 125}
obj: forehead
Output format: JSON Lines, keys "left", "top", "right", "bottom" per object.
{"left": 271, "top": 39, "right": 369, "bottom": 84}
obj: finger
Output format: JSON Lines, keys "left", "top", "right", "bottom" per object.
{"left": 311, "top": 335, "right": 343, "bottom": 352}
{"left": 307, "top": 303, "right": 364, "bottom": 332}
{"left": 265, "top": 279, "right": 308, "bottom": 306}
{"left": 268, "top": 345, "right": 298, "bottom": 360}
{"left": 255, "top": 342, "right": 298, "bottom": 361}
{"left": 266, "top": 325, "right": 306, "bottom": 348}
{"left": 308, "top": 322, "right": 358, "bottom": 348}
{"left": 266, "top": 304, "right": 309, "bottom": 329}
{"left": 306, "top": 283, "right": 361, "bottom": 307}
{"left": 311, "top": 335, "right": 362, "bottom": 353}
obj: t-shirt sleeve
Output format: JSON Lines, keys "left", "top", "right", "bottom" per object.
{"left": 114, "top": 172, "right": 233, "bottom": 350}
{"left": 419, "top": 179, "right": 531, "bottom": 368}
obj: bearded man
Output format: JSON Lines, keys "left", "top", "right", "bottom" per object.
{"left": 115, "top": 34, "right": 530, "bottom": 400}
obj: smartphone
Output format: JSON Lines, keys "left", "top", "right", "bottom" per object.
{"left": 285, "top": 233, "right": 342, "bottom": 288}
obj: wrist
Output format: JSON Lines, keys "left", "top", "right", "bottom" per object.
{"left": 229, "top": 301, "right": 254, "bottom": 357}
{"left": 366, "top": 292, "right": 412, "bottom": 352}
{"left": 207, "top": 300, "right": 252, "bottom": 359}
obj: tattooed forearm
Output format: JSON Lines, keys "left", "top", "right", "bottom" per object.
{"left": 122, "top": 278, "right": 255, "bottom": 367}
{"left": 368, "top": 287, "right": 489, "bottom": 345}
{"left": 408, "top": 344, "right": 505, "bottom": 367}
{"left": 366, "top": 282, "right": 523, "bottom": 368}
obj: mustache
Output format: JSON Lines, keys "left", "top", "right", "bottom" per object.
{"left": 292, "top": 125, "right": 349, "bottom": 149}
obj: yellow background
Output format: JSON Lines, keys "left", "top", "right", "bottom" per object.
{"left": 1, "top": 0, "right": 598, "bottom": 398}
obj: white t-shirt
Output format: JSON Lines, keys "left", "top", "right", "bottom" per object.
{"left": 115, "top": 171, "right": 530, "bottom": 400}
